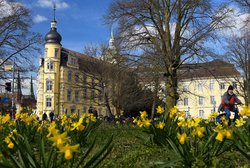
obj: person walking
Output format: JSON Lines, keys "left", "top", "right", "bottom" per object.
{"left": 49, "top": 111, "right": 55, "bottom": 122}
{"left": 42, "top": 112, "right": 48, "bottom": 122}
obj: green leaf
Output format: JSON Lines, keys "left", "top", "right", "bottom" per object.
{"left": 75, "top": 137, "right": 97, "bottom": 168}
{"left": 83, "top": 135, "right": 113, "bottom": 168}
{"left": 9, "top": 154, "right": 23, "bottom": 168}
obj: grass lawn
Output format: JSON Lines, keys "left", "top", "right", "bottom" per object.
{"left": 88, "top": 122, "right": 249, "bottom": 168}
{"left": 88, "top": 123, "right": 173, "bottom": 168}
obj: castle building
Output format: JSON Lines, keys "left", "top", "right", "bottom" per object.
{"left": 139, "top": 60, "right": 244, "bottom": 119}
{"left": 36, "top": 9, "right": 117, "bottom": 117}
{"left": 177, "top": 60, "right": 243, "bottom": 119}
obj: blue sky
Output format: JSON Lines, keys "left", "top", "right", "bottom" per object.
{"left": 21, "top": 0, "right": 113, "bottom": 52}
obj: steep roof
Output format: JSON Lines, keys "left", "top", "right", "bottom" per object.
{"left": 61, "top": 48, "right": 111, "bottom": 75}
{"left": 178, "top": 59, "right": 241, "bottom": 80}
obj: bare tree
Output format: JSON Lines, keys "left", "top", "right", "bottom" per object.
{"left": 105, "top": 0, "right": 231, "bottom": 110}
{"left": 0, "top": 0, "right": 42, "bottom": 68}
{"left": 234, "top": 0, "right": 250, "bottom": 10}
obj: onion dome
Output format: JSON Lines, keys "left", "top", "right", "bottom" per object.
{"left": 45, "top": 5, "right": 62, "bottom": 44}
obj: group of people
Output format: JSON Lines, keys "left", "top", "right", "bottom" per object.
{"left": 217, "top": 85, "right": 242, "bottom": 125}
{"left": 42, "top": 111, "right": 55, "bottom": 122}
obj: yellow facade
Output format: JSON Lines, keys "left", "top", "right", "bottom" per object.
{"left": 36, "top": 19, "right": 116, "bottom": 118}
{"left": 37, "top": 48, "right": 115, "bottom": 117}
{"left": 177, "top": 77, "right": 243, "bottom": 119}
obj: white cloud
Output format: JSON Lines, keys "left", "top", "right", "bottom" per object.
{"left": 217, "top": 5, "right": 250, "bottom": 37}
{"left": 37, "top": 0, "right": 69, "bottom": 9}
{"left": 33, "top": 14, "right": 48, "bottom": 23}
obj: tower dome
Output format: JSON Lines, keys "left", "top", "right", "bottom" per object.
{"left": 45, "top": 5, "right": 62, "bottom": 45}
{"left": 45, "top": 25, "right": 62, "bottom": 44}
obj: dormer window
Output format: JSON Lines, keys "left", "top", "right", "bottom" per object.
{"left": 47, "top": 62, "right": 53, "bottom": 70}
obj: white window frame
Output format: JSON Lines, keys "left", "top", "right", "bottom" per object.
{"left": 183, "top": 85, "right": 189, "bottom": 92}
{"left": 210, "top": 96, "right": 215, "bottom": 105}
{"left": 46, "top": 97, "right": 52, "bottom": 107}
{"left": 46, "top": 80, "right": 53, "bottom": 91}
{"left": 199, "top": 96, "right": 204, "bottom": 105}
{"left": 199, "top": 110, "right": 204, "bottom": 118}
{"left": 198, "top": 83, "right": 203, "bottom": 91}
{"left": 209, "top": 82, "right": 214, "bottom": 91}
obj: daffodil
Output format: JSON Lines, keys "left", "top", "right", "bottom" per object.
{"left": 71, "top": 118, "right": 85, "bottom": 131}
{"left": 143, "top": 119, "right": 151, "bottom": 127}
{"left": 49, "top": 132, "right": 69, "bottom": 148}
{"left": 208, "top": 112, "right": 218, "bottom": 120}
{"left": 224, "top": 129, "right": 232, "bottom": 139}
{"left": 192, "top": 126, "right": 205, "bottom": 138}
{"left": 140, "top": 111, "right": 148, "bottom": 119}
{"left": 216, "top": 131, "right": 224, "bottom": 141}
{"left": 47, "top": 122, "right": 59, "bottom": 137}
{"left": 2, "top": 114, "right": 11, "bottom": 124}
{"left": 177, "top": 132, "right": 187, "bottom": 144}
{"left": 156, "top": 122, "right": 165, "bottom": 129}
{"left": 191, "top": 118, "right": 202, "bottom": 127}
{"left": 59, "top": 144, "right": 79, "bottom": 160}
{"left": 156, "top": 106, "right": 165, "bottom": 114}
{"left": 169, "top": 106, "right": 178, "bottom": 119}
{"left": 240, "top": 104, "right": 250, "bottom": 117}
{"left": 235, "top": 118, "right": 246, "bottom": 127}
{"left": 177, "top": 119, "right": 186, "bottom": 127}
{"left": 177, "top": 111, "right": 185, "bottom": 118}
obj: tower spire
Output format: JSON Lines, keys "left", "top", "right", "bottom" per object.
{"left": 51, "top": 3, "right": 57, "bottom": 29}
{"left": 108, "top": 28, "right": 115, "bottom": 50}
{"left": 53, "top": 3, "right": 56, "bottom": 21}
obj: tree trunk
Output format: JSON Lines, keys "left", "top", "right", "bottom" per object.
{"left": 165, "top": 70, "right": 179, "bottom": 112}
{"left": 151, "top": 77, "right": 159, "bottom": 119}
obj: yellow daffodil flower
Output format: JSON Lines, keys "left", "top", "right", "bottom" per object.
{"left": 59, "top": 144, "right": 79, "bottom": 160}
{"left": 169, "top": 106, "right": 178, "bottom": 119}
{"left": 2, "top": 114, "right": 11, "bottom": 124}
{"left": 49, "top": 132, "right": 69, "bottom": 148}
{"left": 177, "top": 119, "right": 186, "bottom": 127}
{"left": 191, "top": 118, "right": 202, "bottom": 127}
{"left": 240, "top": 104, "right": 250, "bottom": 117}
{"left": 140, "top": 111, "right": 148, "bottom": 119}
{"left": 224, "top": 129, "right": 232, "bottom": 139}
{"left": 235, "top": 118, "right": 246, "bottom": 127}
{"left": 177, "top": 132, "right": 187, "bottom": 144}
{"left": 208, "top": 112, "right": 218, "bottom": 120}
{"left": 71, "top": 118, "right": 85, "bottom": 131}
{"left": 156, "top": 122, "right": 165, "bottom": 129}
{"left": 47, "top": 122, "right": 59, "bottom": 137}
{"left": 192, "top": 126, "right": 205, "bottom": 138}
{"left": 216, "top": 131, "right": 224, "bottom": 141}
{"left": 143, "top": 119, "right": 151, "bottom": 127}
{"left": 156, "top": 106, "right": 165, "bottom": 114}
